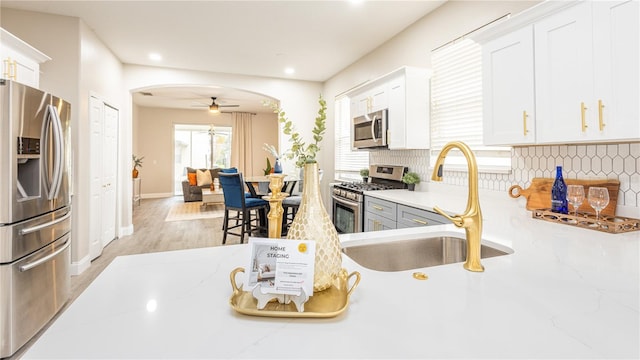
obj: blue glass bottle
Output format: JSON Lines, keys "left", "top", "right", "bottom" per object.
{"left": 551, "top": 166, "right": 568, "bottom": 214}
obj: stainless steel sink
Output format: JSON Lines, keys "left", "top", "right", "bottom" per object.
{"left": 342, "top": 236, "right": 511, "bottom": 271}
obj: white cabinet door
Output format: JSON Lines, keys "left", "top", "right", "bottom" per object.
{"left": 1, "top": 28, "right": 49, "bottom": 88}
{"left": 482, "top": 25, "right": 535, "bottom": 145}
{"left": 351, "top": 84, "right": 388, "bottom": 118}
{"left": 387, "top": 75, "right": 406, "bottom": 149}
{"left": 368, "top": 84, "right": 388, "bottom": 112}
{"left": 592, "top": 0, "right": 640, "bottom": 141}
{"left": 535, "top": 1, "right": 594, "bottom": 144}
{"left": 350, "top": 93, "right": 369, "bottom": 118}
{"left": 2, "top": 47, "right": 40, "bottom": 87}
{"left": 387, "top": 68, "right": 430, "bottom": 150}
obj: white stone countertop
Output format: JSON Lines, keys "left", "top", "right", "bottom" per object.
{"left": 24, "top": 184, "right": 639, "bottom": 359}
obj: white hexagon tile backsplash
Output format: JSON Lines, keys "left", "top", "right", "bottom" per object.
{"left": 370, "top": 143, "right": 639, "bottom": 207}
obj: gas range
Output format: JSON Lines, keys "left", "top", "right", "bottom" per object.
{"left": 331, "top": 165, "right": 407, "bottom": 234}
{"left": 332, "top": 165, "right": 407, "bottom": 202}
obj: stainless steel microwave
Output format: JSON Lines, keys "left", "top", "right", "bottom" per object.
{"left": 352, "top": 109, "right": 388, "bottom": 149}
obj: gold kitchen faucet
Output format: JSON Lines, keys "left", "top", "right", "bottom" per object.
{"left": 431, "top": 141, "right": 484, "bottom": 272}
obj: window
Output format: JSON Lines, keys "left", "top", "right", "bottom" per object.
{"left": 174, "top": 124, "right": 232, "bottom": 194}
{"left": 430, "top": 38, "right": 511, "bottom": 173}
{"left": 334, "top": 96, "right": 369, "bottom": 181}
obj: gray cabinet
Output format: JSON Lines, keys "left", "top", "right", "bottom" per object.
{"left": 364, "top": 196, "right": 447, "bottom": 232}
{"left": 397, "top": 204, "right": 447, "bottom": 229}
{"left": 364, "top": 197, "right": 396, "bottom": 232}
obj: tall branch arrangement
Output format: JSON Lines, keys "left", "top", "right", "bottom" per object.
{"left": 264, "top": 94, "right": 327, "bottom": 168}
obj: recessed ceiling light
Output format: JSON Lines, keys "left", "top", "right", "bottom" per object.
{"left": 148, "top": 53, "right": 162, "bottom": 61}
{"left": 284, "top": 67, "right": 295, "bottom": 75}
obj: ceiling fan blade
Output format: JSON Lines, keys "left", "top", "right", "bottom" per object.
{"left": 219, "top": 104, "right": 240, "bottom": 107}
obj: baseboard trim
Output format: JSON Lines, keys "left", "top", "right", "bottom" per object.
{"left": 71, "top": 254, "right": 91, "bottom": 276}
{"left": 142, "top": 192, "right": 173, "bottom": 199}
{"left": 120, "top": 224, "right": 134, "bottom": 237}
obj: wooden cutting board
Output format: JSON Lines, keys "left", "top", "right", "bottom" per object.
{"left": 508, "top": 178, "right": 619, "bottom": 216}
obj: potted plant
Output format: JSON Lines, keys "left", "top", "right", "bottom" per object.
{"left": 132, "top": 155, "right": 144, "bottom": 178}
{"left": 402, "top": 172, "right": 420, "bottom": 191}
{"left": 262, "top": 157, "right": 273, "bottom": 175}
{"left": 360, "top": 168, "right": 369, "bottom": 183}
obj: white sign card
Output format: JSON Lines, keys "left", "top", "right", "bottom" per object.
{"left": 244, "top": 237, "right": 316, "bottom": 296}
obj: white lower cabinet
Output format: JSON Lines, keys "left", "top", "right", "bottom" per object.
{"left": 364, "top": 196, "right": 447, "bottom": 232}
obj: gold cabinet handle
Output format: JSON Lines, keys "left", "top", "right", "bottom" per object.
{"left": 372, "top": 205, "right": 383, "bottom": 211}
{"left": 373, "top": 219, "right": 381, "bottom": 231}
{"left": 598, "top": 99, "right": 605, "bottom": 131}
{"left": 581, "top": 102, "right": 588, "bottom": 132}
{"left": 3, "top": 58, "right": 10, "bottom": 78}
{"left": 523, "top": 110, "right": 529, "bottom": 136}
{"left": 11, "top": 60, "right": 17, "bottom": 80}
{"left": 412, "top": 219, "right": 428, "bottom": 225}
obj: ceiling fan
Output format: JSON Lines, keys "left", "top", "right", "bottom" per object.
{"left": 192, "top": 97, "right": 240, "bottom": 113}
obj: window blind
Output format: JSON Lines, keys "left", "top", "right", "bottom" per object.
{"left": 430, "top": 38, "right": 511, "bottom": 173}
{"left": 334, "top": 96, "right": 369, "bottom": 181}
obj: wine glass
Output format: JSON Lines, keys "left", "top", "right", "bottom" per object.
{"left": 566, "top": 185, "right": 585, "bottom": 216}
{"left": 588, "top": 187, "right": 610, "bottom": 223}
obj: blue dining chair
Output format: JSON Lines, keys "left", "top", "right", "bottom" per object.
{"left": 218, "top": 172, "right": 269, "bottom": 244}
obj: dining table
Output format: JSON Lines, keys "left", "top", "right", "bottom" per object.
{"left": 244, "top": 175, "right": 299, "bottom": 197}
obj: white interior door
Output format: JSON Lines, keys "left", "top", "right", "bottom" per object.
{"left": 102, "top": 105, "right": 118, "bottom": 248}
{"left": 89, "top": 96, "right": 119, "bottom": 261}
{"left": 89, "top": 97, "right": 104, "bottom": 260}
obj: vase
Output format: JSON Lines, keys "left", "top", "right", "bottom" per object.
{"left": 407, "top": 183, "right": 415, "bottom": 191}
{"left": 132, "top": 168, "right": 139, "bottom": 178}
{"left": 286, "top": 161, "right": 342, "bottom": 292}
{"left": 274, "top": 158, "right": 283, "bottom": 173}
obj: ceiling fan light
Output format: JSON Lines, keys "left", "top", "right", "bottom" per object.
{"left": 209, "top": 104, "right": 219, "bottom": 113}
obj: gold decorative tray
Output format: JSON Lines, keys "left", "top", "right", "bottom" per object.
{"left": 229, "top": 267, "right": 361, "bottom": 318}
{"left": 532, "top": 209, "right": 640, "bottom": 234}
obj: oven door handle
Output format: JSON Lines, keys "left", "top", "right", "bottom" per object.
{"left": 19, "top": 238, "right": 70, "bottom": 272}
{"left": 332, "top": 194, "right": 361, "bottom": 208}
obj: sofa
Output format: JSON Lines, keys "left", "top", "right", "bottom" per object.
{"left": 181, "top": 167, "right": 222, "bottom": 202}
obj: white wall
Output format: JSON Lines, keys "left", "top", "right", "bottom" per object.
{"left": 134, "top": 106, "right": 278, "bottom": 196}
{"left": 1, "top": 8, "right": 125, "bottom": 274}
{"left": 321, "top": 0, "right": 541, "bottom": 184}
{"left": 123, "top": 64, "right": 323, "bottom": 182}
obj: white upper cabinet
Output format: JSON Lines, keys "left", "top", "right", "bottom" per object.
{"left": 591, "top": 0, "right": 639, "bottom": 141}
{"left": 0, "top": 28, "right": 50, "bottom": 88}
{"left": 482, "top": 25, "right": 535, "bottom": 145}
{"left": 534, "top": 1, "right": 594, "bottom": 143}
{"left": 348, "top": 66, "right": 431, "bottom": 150}
{"left": 386, "top": 67, "right": 431, "bottom": 150}
{"left": 477, "top": 0, "right": 639, "bottom": 145}
{"left": 350, "top": 83, "right": 388, "bottom": 118}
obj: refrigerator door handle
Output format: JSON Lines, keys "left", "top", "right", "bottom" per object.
{"left": 40, "top": 106, "right": 53, "bottom": 197}
{"left": 18, "top": 238, "right": 70, "bottom": 272}
{"left": 49, "top": 105, "right": 64, "bottom": 199}
{"left": 19, "top": 211, "right": 71, "bottom": 235}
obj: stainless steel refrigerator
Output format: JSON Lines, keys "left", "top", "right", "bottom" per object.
{"left": 0, "top": 79, "right": 71, "bottom": 358}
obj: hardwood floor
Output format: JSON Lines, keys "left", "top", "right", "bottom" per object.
{"left": 12, "top": 196, "right": 238, "bottom": 359}
{"left": 69, "top": 196, "right": 240, "bottom": 302}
